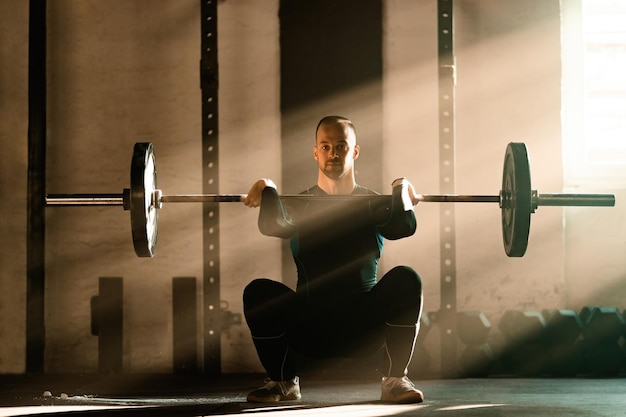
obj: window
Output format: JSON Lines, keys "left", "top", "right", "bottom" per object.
{"left": 562, "top": 0, "right": 626, "bottom": 185}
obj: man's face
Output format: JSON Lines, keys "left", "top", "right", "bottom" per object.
{"left": 313, "top": 122, "right": 359, "bottom": 180}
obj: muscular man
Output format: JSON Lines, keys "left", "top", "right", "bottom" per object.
{"left": 243, "top": 116, "right": 424, "bottom": 403}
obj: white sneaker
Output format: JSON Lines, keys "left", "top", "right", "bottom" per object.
{"left": 381, "top": 376, "right": 424, "bottom": 403}
{"left": 247, "top": 377, "right": 302, "bottom": 403}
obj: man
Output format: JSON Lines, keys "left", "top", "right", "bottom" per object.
{"left": 242, "top": 115, "right": 424, "bottom": 403}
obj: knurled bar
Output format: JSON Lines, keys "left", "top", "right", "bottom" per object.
{"left": 159, "top": 194, "right": 500, "bottom": 203}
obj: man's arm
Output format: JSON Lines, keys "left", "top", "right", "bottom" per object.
{"left": 244, "top": 179, "right": 295, "bottom": 239}
{"left": 376, "top": 178, "right": 419, "bottom": 240}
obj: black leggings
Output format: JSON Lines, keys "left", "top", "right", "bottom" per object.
{"left": 243, "top": 266, "right": 423, "bottom": 378}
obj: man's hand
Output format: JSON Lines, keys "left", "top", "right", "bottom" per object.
{"left": 391, "top": 177, "right": 421, "bottom": 209}
{"left": 243, "top": 178, "right": 277, "bottom": 208}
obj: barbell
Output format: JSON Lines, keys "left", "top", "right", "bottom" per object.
{"left": 45, "top": 142, "right": 615, "bottom": 258}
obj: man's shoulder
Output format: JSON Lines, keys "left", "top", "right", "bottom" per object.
{"left": 353, "top": 184, "right": 379, "bottom": 195}
{"left": 300, "top": 185, "right": 323, "bottom": 195}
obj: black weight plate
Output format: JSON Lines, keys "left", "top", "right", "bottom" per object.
{"left": 501, "top": 142, "right": 532, "bottom": 257}
{"left": 130, "top": 142, "right": 158, "bottom": 257}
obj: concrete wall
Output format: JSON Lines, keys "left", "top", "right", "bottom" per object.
{"left": 0, "top": 0, "right": 623, "bottom": 374}
{"left": 0, "top": 0, "right": 29, "bottom": 374}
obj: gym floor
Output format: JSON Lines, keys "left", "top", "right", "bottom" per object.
{"left": 1, "top": 374, "right": 625, "bottom": 417}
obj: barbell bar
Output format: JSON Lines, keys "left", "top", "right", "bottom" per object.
{"left": 45, "top": 142, "right": 615, "bottom": 258}
{"left": 44, "top": 193, "right": 502, "bottom": 205}
{"left": 44, "top": 193, "right": 614, "bottom": 206}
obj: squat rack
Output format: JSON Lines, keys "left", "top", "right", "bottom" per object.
{"left": 25, "top": 0, "right": 224, "bottom": 374}
{"left": 27, "top": 1, "right": 460, "bottom": 376}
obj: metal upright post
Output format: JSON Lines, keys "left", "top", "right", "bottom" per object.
{"left": 93, "top": 277, "right": 124, "bottom": 373}
{"left": 437, "top": 0, "right": 458, "bottom": 378}
{"left": 27, "top": 0, "right": 47, "bottom": 374}
{"left": 200, "top": 0, "right": 221, "bottom": 375}
{"left": 173, "top": 277, "right": 198, "bottom": 373}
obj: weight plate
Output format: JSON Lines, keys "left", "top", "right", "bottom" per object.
{"left": 501, "top": 142, "right": 532, "bottom": 257}
{"left": 130, "top": 142, "right": 158, "bottom": 257}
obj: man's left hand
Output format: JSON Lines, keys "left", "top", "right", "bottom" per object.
{"left": 391, "top": 177, "right": 421, "bottom": 208}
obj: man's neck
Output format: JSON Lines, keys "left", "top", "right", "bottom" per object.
{"left": 317, "top": 174, "right": 356, "bottom": 195}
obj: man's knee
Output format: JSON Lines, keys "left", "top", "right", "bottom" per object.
{"left": 243, "top": 278, "right": 294, "bottom": 312}
{"left": 244, "top": 278, "right": 269, "bottom": 299}
{"left": 388, "top": 265, "right": 422, "bottom": 295}
{"left": 243, "top": 278, "right": 275, "bottom": 310}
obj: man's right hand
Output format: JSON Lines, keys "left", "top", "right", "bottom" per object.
{"left": 243, "top": 178, "right": 277, "bottom": 208}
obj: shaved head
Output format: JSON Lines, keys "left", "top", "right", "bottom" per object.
{"left": 315, "top": 116, "right": 356, "bottom": 143}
